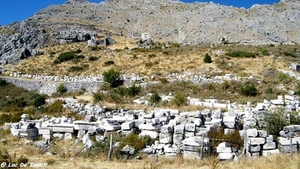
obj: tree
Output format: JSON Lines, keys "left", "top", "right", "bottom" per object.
{"left": 102, "top": 68, "right": 123, "bottom": 88}
{"left": 203, "top": 53, "right": 212, "bottom": 63}
{"left": 263, "top": 108, "right": 289, "bottom": 136}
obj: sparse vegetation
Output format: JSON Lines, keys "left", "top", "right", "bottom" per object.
{"left": 225, "top": 50, "right": 256, "bottom": 58}
{"left": 104, "top": 60, "right": 115, "bottom": 66}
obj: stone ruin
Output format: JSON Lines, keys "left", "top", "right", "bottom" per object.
{"left": 3, "top": 93, "right": 300, "bottom": 160}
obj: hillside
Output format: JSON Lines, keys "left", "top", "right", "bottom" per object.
{"left": 0, "top": 0, "right": 300, "bottom": 64}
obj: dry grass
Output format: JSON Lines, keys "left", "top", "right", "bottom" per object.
{"left": 5, "top": 37, "right": 298, "bottom": 79}
{"left": 1, "top": 130, "right": 300, "bottom": 169}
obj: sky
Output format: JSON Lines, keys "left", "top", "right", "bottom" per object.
{"left": 0, "top": 0, "right": 280, "bottom": 26}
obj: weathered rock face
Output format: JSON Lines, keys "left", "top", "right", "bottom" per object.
{"left": 1, "top": 0, "right": 300, "bottom": 64}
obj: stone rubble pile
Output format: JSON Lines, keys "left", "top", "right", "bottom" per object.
{"left": 4, "top": 93, "right": 300, "bottom": 160}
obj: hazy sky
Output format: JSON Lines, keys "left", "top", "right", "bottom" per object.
{"left": 0, "top": 0, "right": 279, "bottom": 25}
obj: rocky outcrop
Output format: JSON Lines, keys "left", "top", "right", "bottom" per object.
{"left": 0, "top": 0, "right": 299, "bottom": 64}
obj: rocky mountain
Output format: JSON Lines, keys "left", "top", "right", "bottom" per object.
{"left": 0, "top": 0, "right": 300, "bottom": 65}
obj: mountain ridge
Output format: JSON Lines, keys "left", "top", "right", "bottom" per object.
{"left": 0, "top": 0, "right": 299, "bottom": 65}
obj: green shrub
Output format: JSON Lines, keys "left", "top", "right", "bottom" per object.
{"left": 0, "top": 79, "right": 7, "bottom": 86}
{"left": 33, "top": 95, "right": 46, "bottom": 108}
{"left": 0, "top": 114, "right": 11, "bottom": 125}
{"left": 239, "top": 84, "right": 258, "bottom": 97}
{"left": 203, "top": 53, "right": 212, "bottom": 63}
{"left": 225, "top": 51, "right": 256, "bottom": 58}
{"left": 88, "top": 56, "right": 98, "bottom": 61}
{"left": 57, "top": 84, "right": 67, "bottom": 94}
{"left": 283, "top": 52, "right": 297, "bottom": 58}
{"left": 93, "top": 92, "right": 105, "bottom": 103}
{"left": 260, "top": 48, "right": 269, "bottom": 56}
{"left": 262, "top": 108, "right": 290, "bottom": 136}
{"left": 172, "top": 92, "right": 188, "bottom": 107}
{"left": 278, "top": 72, "right": 290, "bottom": 81}
{"left": 54, "top": 50, "right": 85, "bottom": 64}
{"left": 102, "top": 68, "right": 122, "bottom": 88}
{"left": 104, "top": 60, "right": 115, "bottom": 66}
{"left": 42, "top": 100, "right": 63, "bottom": 115}
{"left": 149, "top": 92, "right": 161, "bottom": 105}
{"left": 126, "top": 85, "right": 141, "bottom": 97}
{"left": 69, "top": 66, "right": 83, "bottom": 72}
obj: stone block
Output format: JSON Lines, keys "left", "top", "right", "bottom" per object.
{"left": 159, "top": 133, "right": 173, "bottom": 144}
{"left": 185, "top": 131, "right": 195, "bottom": 138}
{"left": 138, "top": 123, "right": 156, "bottom": 131}
{"left": 183, "top": 145, "right": 201, "bottom": 152}
{"left": 185, "top": 123, "right": 196, "bottom": 132}
{"left": 174, "top": 125, "right": 185, "bottom": 134}
{"left": 38, "top": 128, "right": 53, "bottom": 135}
{"left": 224, "top": 122, "right": 235, "bottom": 129}
{"left": 224, "top": 129, "right": 236, "bottom": 135}
{"left": 152, "top": 118, "right": 159, "bottom": 125}
{"left": 173, "top": 134, "right": 184, "bottom": 145}
{"left": 247, "top": 137, "right": 265, "bottom": 145}
{"left": 262, "top": 149, "right": 280, "bottom": 157}
{"left": 217, "top": 144, "right": 232, "bottom": 153}
{"left": 194, "top": 118, "right": 202, "bottom": 127}
{"left": 251, "top": 152, "right": 260, "bottom": 157}
{"left": 257, "top": 130, "right": 268, "bottom": 137}
{"left": 280, "top": 145, "right": 299, "bottom": 153}
{"left": 247, "top": 129, "right": 258, "bottom": 137}
{"left": 278, "top": 137, "right": 298, "bottom": 146}
{"left": 266, "top": 135, "right": 274, "bottom": 143}
{"left": 218, "top": 153, "right": 234, "bottom": 160}
{"left": 121, "top": 121, "right": 135, "bottom": 131}
{"left": 161, "top": 125, "right": 174, "bottom": 134}
{"left": 248, "top": 145, "right": 261, "bottom": 152}
{"left": 263, "top": 142, "right": 276, "bottom": 150}
{"left": 223, "top": 116, "right": 236, "bottom": 123}
{"left": 64, "top": 133, "right": 73, "bottom": 141}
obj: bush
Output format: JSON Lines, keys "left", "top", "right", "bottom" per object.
{"left": 203, "top": 53, "right": 212, "bottom": 63}
{"left": 88, "top": 56, "right": 98, "bottom": 61}
{"left": 57, "top": 84, "right": 67, "bottom": 94}
{"left": 278, "top": 72, "right": 290, "bottom": 81}
{"left": 126, "top": 85, "right": 141, "bottom": 97}
{"left": 42, "top": 100, "right": 63, "bottom": 115}
{"left": 93, "top": 92, "right": 104, "bottom": 103}
{"left": 239, "top": 84, "right": 258, "bottom": 97}
{"left": 69, "top": 66, "right": 83, "bottom": 72}
{"left": 260, "top": 48, "right": 269, "bottom": 56}
{"left": 283, "top": 52, "right": 297, "bottom": 58}
{"left": 225, "top": 51, "right": 256, "bottom": 58}
{"left": 104, "top": 60, "right": 115, "bottom": 66}
{"left": 102, "top": 68, "right": 122, "bottom": 88}
{"left": 54, "top": 50, "right": 85, "bottom": 64}
{"left": 172, "top": 92, "right": 188, "bottom": 107}
{"left": 149, "top": 92, "right": 161, "bottom": 105}
{"left": 0, "top": 79, "right": 7, "bottom": 86}
{"left": 33, "top": 95, "right": 46, "bottom": 108}
{"left": 263, "top": 108, "right": 290, "bottom": 136}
